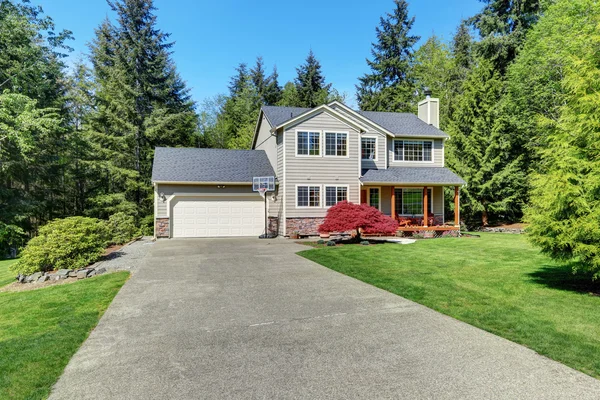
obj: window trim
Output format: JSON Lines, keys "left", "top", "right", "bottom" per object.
{"left": 361, "top": 136, "right": 379, "bottom": 161}
{"left": 295, "top": 184, "right": 322, "bottom": 208}
{"left": 324, "top": 185, "right": 350, "bottom": 208}
{"left": 323, "top": 131, "right": 350, "bottom": 158}
{"left": 395, "top": 187, "right": 433, "bottom": 216}
{"left": 295, "top": 130, "right": 322, "bottom": 157}
{"left": 392, "top": 139, "right": 434, "bottom": 163}
{"left": 367, "top": 186, "right": 381, "bottom": 210}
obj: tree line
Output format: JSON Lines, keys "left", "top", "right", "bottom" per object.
{"left": 1, "top": 0, "right": 599, "bottom": 276}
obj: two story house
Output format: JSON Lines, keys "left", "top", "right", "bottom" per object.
{"left": 151, "top": 93, "right": 465, "bottom": 238}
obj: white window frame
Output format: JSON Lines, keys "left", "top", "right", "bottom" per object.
{"left": 367, "top": 187, "right": 381, "bottom": 210}
{"left": 295, "top": 184, "right": 322, "bottom": 208}
{"left": 324, "top": 185, "right": 350, "bottom": 208}
{"left": 393, "top": 139, "right": 434, "bottom": 163}
{"left": 323, "top": 132, "right": 349, "bottom": 158}
{"left": 361, "top": 136, "right": 378, "bottom": 161}
{"left": 395, "top": 187, "right": 433, "bottom": 216}
{"left": 295, "top": 130, "right": 322, "bottom": 157}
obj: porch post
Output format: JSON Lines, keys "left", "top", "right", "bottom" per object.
{"left": 454, "top": 186, "right": 460, "bottom": 227}
{"left": 391, "top": 187, "right": 396, "bottom": 220}
{"left": 423, "top": 186, "right": 428, "bottom": 227}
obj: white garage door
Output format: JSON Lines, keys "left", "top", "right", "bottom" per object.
{"left": 171, "top": 197, "right": 264, "bottom": 238}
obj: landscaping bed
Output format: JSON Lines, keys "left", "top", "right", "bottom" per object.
{"left": 298, "top": 232, "right": 600, "bottom": 379}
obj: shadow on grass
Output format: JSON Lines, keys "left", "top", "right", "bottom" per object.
{"left": 528, "top": 263, "right": 600, "bottom": 295}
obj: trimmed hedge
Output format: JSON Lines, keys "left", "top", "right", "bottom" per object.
{"left": 10, "top": 217, "right": 110, "bottom": 275}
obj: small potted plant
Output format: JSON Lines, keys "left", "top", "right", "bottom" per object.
{"left": 319, "top": 231, "right": 330, "bottom": 239}
{"left": 290, "top": 230, "right": 300, "bottom": 239}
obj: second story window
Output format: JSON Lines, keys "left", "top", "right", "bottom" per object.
{"left": 394, "top": 140, "right": 433, "bottom": 162}
{"left": 325, "top": 132, "right": 348, "bottom": 156}
{"left": 297, "top": 131, "right": 320, "bottom": 156}
{"left": 361, "top": 137, "right": 377, "bottom": 160}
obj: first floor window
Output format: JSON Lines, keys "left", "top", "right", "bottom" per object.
{"left": 325, "top": 186, "right": 348, "bottom": 207}
{"left": 395, "top": 188, "right": 432, "bottom": 215}
{"left": 361, "top": 137, "right": 377, "bottom": 160}
{"left": 325, "top": 132, "right": 348, "bottom": 156}
{"left": 297, "top": 131, "right": 320, "bottom": 155}
{"left": 297, "top": 186, "right": 320, "bottom": 207}
{"left": 394, "top": 140, "right": 433, "bottom": 162}
{"left": 369, "top": 188, "right": 380, "bottom": 209}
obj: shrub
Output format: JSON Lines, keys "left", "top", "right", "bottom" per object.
{"left": 10, "top": 217, "right": 110, "bottom": 275}
{"left": 107, "top": 212, "right": 138, "bottom": 245}
{"left": 360, "top": 240, "right": 370, "bottom": 246}
{"left": 319, "top": 201, "right": 398, "bottom": 240}
{"left": 0, "top": 222, "right": 26, "bottom": 258}
{"left": 326, "top": 241, "right": 336, "bottom": 247}
{"left": 317, "top": 239, "right": 325, "bottom": 245}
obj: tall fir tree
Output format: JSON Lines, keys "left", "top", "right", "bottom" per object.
{"left": 87, "top": 0, "right": 197, "bottom": 222}
{"left": 294, "top": 50, "right": 332, "bottom": 108}
{"left": 356, "top": 0, "right": 420, "bottom": 112}
{"left": 263, "top": 65, "right": 282, "bottom": 106}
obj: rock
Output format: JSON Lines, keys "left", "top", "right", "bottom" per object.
{"left": 30, "top": 272, "right": 42, "bottom": 282}
{"left": 87, "top": 270, "right": 96, "bottom": 278}
{"left": 76, "top": 270, "right": 88, "bottom": 279}
{"left": 95, "top": 267, "right": 106, "bottom": 275}
{"left": 17, "top": 274, "right": 25, "bottom": 283}
{"left": 57, "top": 269, "right": 70, "bottom": 277}
{"left": 68, "top": 271, "right": 78, "bottom": 278}
{"left": 47, "top": 273, "right": 58, "bottom": 281}
{"left": 37, "top": 275, "right": 49, "bottom": 283}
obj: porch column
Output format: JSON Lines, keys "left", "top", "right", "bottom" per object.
{"left": 454, "top": 186, "right": 460, "bottom": 227}
{"left": 423, "top": 187, "right": 428, "bottom": 227}
{"left": 391, "top": 187, "right": 396, "bottom": 220}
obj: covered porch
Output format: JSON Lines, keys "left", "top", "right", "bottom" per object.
{"left": 359, "top": 167, "right": 466, "bottom": 234}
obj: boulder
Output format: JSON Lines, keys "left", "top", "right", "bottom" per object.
{"left": 57, "top": 269, "right": 70, "bottom": 277}
{"left": 87, "top": 270, "right": 96, "bottom": 278}
{"left": 30, "top": 272, "right": 42, "bottom": 282}
{"left": 68, "top": 270, "right": 78, "bottom": 278}
{"left": 76, "top": 270, "right": 88, "bottom": 279}
{"left": 37, "top": 275, "right": 49, "bottom": 283}
{"left": 95, "top": 267, "right": 106, "bottom": 275}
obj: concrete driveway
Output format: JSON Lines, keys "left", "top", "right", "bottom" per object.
{"left": 50, "top": 238, "right": 600, "bottom": 399}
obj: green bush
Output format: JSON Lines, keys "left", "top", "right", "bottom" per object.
{"left": 360, "top": 240, "right": 370, "bottom": 246}
{"left": 326, "top": 241, "right": 336, "bottom": 247}
{"left": 317, "top": 239, "right": 325, "bottom": 245}
{"left": 10, "top": 217, "right": 110, "bottom": 275}
{"left": 107, "top": 212, "right": 138, "bottom": 245}
{"left": 139, "top": 214, "right": 154, "bottom": 236}
{"left": 0, "top": 222, "right": 25, "bottom": 258}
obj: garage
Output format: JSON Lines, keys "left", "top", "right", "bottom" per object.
{"left": 152, "top": 147, "right": 276, "bottom": 239}
{"left": 171, "top": 197, "right": 264, "bottom": 238}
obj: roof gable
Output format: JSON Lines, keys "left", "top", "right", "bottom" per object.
{"left": 268, "top": 104, "right": 368, "bottom": 133}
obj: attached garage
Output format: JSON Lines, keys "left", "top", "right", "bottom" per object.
{"left": 171, "top": 197, "right": 264, "bottom": 238}
{"left": 152, "top": 147, "right": 276, "bottom": 238}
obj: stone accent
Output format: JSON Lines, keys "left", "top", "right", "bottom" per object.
{"left": 286, "top": 217, "right": 325, "bottom": 236}
{"left": 156, "top": 217, "right": 170, "bottom": 238}
{"left": 479, "top": 227, "right": 524, "bottom": 234}
{"left": 268, "top": 217, "right": 279, "bottom": 236}
{"left": 17, "top": 264, "right": 107, "bottom": 285}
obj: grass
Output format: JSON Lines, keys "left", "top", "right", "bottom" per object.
{"left": 299, "top": 233, "right": 600, "bottom": 379}
{"left": 0, "top": 271, "right": 129, "bottom": 399}
{"left": 0, "top": 259, "right": 18, "bottom": 288}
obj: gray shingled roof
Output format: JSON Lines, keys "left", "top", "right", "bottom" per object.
{"left": 361, "top": 167, "right": 466, "bottom": 185}
{"left": 152, "top": 147, "right": 275, "bottom": 183}
{"left": 357, "top": 111, "right": 449, "bottom": 138}
{"left": 261, "top": 105, "right": 449, "bottom": 138}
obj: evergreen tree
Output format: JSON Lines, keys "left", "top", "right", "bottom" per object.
{"left": 263, "top": 65, "right": 282, "bottom": 106}
{"left": 451, "top": 21, "right": 474, "bottom": 73}
{"left": 356, "top": 0, "right": 420, "bottom": 112}
{"left": 278, "top": 81, "right": 301, "bottom": 107}
{"left": 250, "top": 57, "right": 266, "bottom": 99}
{"left": 88, "top": 0, "right": 197, "bottom": 221}
{"left": 446, "top": 58, "right": 527, "bottom": 226}
{"left": 294, "top": 50, "right": 332, "bottom": 108}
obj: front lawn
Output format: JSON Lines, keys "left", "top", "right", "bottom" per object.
{"left": 0, "top": 259, "right": 17, "bottom": 288}
{"left": 299, "top": 233, "right": 600, "bottom": 378}
{"left": 0, "top": 271, "right": 129, "bottom": 399}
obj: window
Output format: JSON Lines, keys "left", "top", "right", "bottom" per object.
{"left": 297, "top": 186, "right": 321, "bottom": 207}
{"left": 393, "top": 140, "right": 433, "bottom": 162}
{"left": 297, "top": 131, "right": 320, "bottom": 156}
{"left": 368, "top": 188, "right": 380, "bottom": 209}
{"left": 395, "top": 188, "right": 432, "bottom": 215}
{"left": 325, "top": 186, "right": 348, "bottom": 207}
{"left": 361, "top": 137, "right": 377, "bottom": 160}
{"left": 325, "top": 132, "right": 348, "bottom": 156}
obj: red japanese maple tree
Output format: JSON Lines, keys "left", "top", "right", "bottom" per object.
{"left": 318, "top": 201, "right": 398, "bottom": 239}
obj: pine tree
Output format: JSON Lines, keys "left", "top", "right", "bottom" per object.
{"left": 263, "top": 65, "right": 282, "bottom": 106}
{"left": 356, "top": 0, "right": 420, "bottom": 112}
{"left": 88, "top": 0, "right": 197, "bottom": 222}
{"left": 278, "top": 82, "right": 301, "bottom": 107}
{"left": 294, "top": 50, "right": 332, "bottom": 108}
{"left": 250, "top": 57, "right": 266, "bottom": 99}
{"left": 451, "top": 21, "right": 473, "bottom": 73}
{"left": 446, "top": 58, "right": 527, "bottom": 226}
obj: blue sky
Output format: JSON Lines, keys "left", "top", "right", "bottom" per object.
{"left": 38, "top": 0, "right": 482, "bottom": 108}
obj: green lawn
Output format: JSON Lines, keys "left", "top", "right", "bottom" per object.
{"left": 299, "top": 233, "right": 600, "bottom": 378}
{"left": 0, "top": 259, "right": 17, "bottom": 288}
{"left": 0, "top": 270, "right": 129, "bottom": 399}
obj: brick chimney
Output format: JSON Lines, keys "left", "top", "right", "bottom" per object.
{"left": 417, "top": 87, "right": 440, "bottom": 128}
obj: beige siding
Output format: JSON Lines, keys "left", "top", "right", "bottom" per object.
{"left": 360, "top": 131, "right": 387, "bottom": 170}
{"left": 387, "top": 138, "right": 444, "bottom": 167}
{"left": 284, "top": 111, "right": 361, "bottom": 218}
{"left": 254, "top": 115, "right": 277, "bottom": 170}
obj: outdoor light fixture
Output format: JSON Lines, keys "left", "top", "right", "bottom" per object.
{"left": 217, "top": 185, "right": 226, "bottom": 189}
{"left": 159, "top": 192, "right": 166, "bottom": 202}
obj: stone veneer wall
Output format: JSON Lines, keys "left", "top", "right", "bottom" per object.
{"left": 155, "top": 217, "right": 170, "bottom": 238}
{"left": 268, "top": 217, "right": 279, "bottom": 236}
{"left": 286, "top": 217, "right": 325, "bottom": 236}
